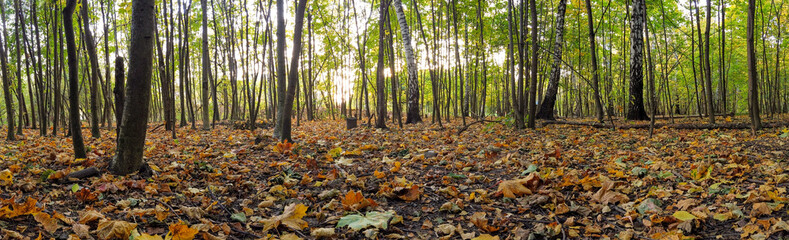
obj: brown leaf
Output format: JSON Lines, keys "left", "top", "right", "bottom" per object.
{"left": 470, "top": 212, "right": 499, "bottom": 233}
{"left": 496, "top": 173, "right": 541, "bottom": 198}
{"left": 395, "top": 185, "right": 421, "bottom": 201}
{"left": 34, "top": 212, "right": 59, "bottom": 233}
{"left": 95, "top": 220, "right": 138, "bottom": 240}
{"left": 591, "top": 179, "right": 629, "bottom": 205}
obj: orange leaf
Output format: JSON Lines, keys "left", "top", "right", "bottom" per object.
{"left": 396, "top": 185, "right": 421, "bottom": 201}
{"left": 166, "top": 221, "right": 199, "bottom": 240}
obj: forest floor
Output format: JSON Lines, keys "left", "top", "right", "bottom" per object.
{"left": 1, "top": 115, "right": 789, "bottom": 240}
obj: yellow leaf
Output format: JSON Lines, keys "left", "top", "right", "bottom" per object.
{"left": 672, "top": 211, "right": 697, "bottom": 221}
{"left": 96, "top": 220, "right": 138, "bottom": 240}
{"left": 262, "top": 203, "right": 309, "bottom": 232}
{"left": 165, "top": 221, "right": 199, "bottom": 240}
{"left": 138, "top": 233, "right": 164, "bottom": 240}
{"left": 0, "top": 169, "right": 12, "bottom": 186}
{"left": 472, "top": 234, "right": 500, "bottom": 240}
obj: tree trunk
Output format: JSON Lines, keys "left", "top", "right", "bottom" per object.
{"left": 747, "top": 0, "right": 762, "bottom": 130}
{"left": 81, "top": 0, "right": 102, "bottom": 138}
{"left": 201, "top": 0, "right": 211, "bottom": 130}
{"left": 703, "top": 0, "right": 715, "bottom": 124}
{"left": 584, "top": 0, "right": 604, "bottom": 123}
{"left": 526, "top": 0, "right": 537, "bottom": 128}
{"left": 626, "top": 0, "right": 649, "bottom": 120}
{"left": 111, "top": 0, "right": 155, "bottom": 175}
{"left": 273, "top": 0, "right": 308, "bottom": 141}
{"left": 536, "top": 0, "right": 566, "bottom": 120}
{"left": 375, "top": 0, "right": 390, "bottom": 129}
{"left": 114, "top": 57, "right": 125, "bottom": 138}
{"left": 0, "top": 0, "right": 14, "bottom": 141}
{"left": 63, "top": 0, "right": 87, "bottom": 158}
{"left": 392, "top": 0, "right": 421, "bottom": 124}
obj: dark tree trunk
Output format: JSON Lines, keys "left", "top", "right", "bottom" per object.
{"left": 201, "top": 0, "right": 211, "bottom": 130}
{"left": 703, "top": 0, "right": 715, "bottom": 124}
{"left": 526, "top": 0, "right": 538, "bottom": 128}
{"left": 81, "top": 0, "right": 102, "bottom": 138}
{"left": 111, "top": 0, "right": 155, "bottom": 175}
{"left": 584, "top": 0, "right": 604, "bottom": 123}
{"left": 626, "top": 0, "right": 649, "bottom": 120}
{"left": 375, "top": 0, "right": 390, "bottom": 129}
{"left": 63, "top": 0, "right": 87, "bottom": 158}
{"left": 747, "top": 0, "right": 762, "bottom": 130}
{"left": 273, "top": 0, "right": 308, "bottom": 141}
{"left": 0, "top": 0, "right": 14, "bottom": 141}
{"left": 114, "top": 57, "right": 124, "bottom": 137}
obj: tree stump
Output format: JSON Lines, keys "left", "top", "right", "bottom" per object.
{"left": 346, "top": 117, "right": 357, "bottom": 130}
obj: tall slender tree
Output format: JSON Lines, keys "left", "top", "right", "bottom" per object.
{"left": 747, "top": 0, "right": 762, "bottom": 131}
{"left": 273, "top": 0, "right": 309, "bottom": 141}
{"left": 0, "top": 0, "right": 14, "bottom": 141}
{"left": 81, "top": 0, "right": 102, "bottom": 138}
{"left": 111, "top": 0, "right": 156, "bottom": 175}
{"left": 536, "top": 0, "right": 567, "bottom": 120}
{"left": 375, "top": 0, "right": 390, "bottom": 129}
{"left": 201, "top": 0, "right": 211, "bottom": 130}
{"left": 63, "top": 0, "right": 87, "bottom": 158}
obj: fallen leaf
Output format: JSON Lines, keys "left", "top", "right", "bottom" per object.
{"left": 262, "top": 203, "right": 309, "bottom": 231}
{"left": 165, "top": 221, "right": 199, "bottom": 240}
{"left": 496, "top": 173, "right": 541, "bottom": 198}
{"left": 96, "top": 220, "right": 138, "bottom": 240}
{"left": 34, "top": 212, "right": 59, "bottom": 233}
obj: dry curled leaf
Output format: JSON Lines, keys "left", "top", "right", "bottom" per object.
{"left": 96, "top": 220, "right": 137, "bottom": 240}
{"left": 496, "top": 173, "right": 541, "bottom": 198}
{"left": 261, "top": 203, "right": 309, "bottom": 231}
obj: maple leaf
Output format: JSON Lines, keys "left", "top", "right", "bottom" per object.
{"left": 337, "top": 211, "right": 393, "bottom": 231}
{"left": 342, "top": 191, "right": 377, "bottom": 211}
{"left": 96, "top": 220, "right": 138, "bottom": 240}
{"left": 76, "top": 188, "right": 99, "bottom": 202}
{"left": 495, "top": 173, "right": 541, "bottom": 198}
{"left": 470, "top": 212, "right": 500, "bottom": 232}
{"left": 165, "top": 221, "right": 199, "bottom": 240}
{"left": 0, "top": 197, "right": 44, "bottom": 219}
{"left": 34, "top": 212, "right": 60, "bottom": 233}
{"left": 262, "top": 203, "right": 309, "bottom": 232}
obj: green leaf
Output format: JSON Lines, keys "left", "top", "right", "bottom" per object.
{"left": 673, "top": 211, "right": 697, "bottom": 221}
{"left": 520, "top": 164, "right": 538, "bottom": 175}
{"left": 631, "top": 167, "right": 647, "bottom": 177}
{"left": 231, "top": 212, "right": 247, "bottom": 222}
{"left": 71, "top": 183, "right": 81, "bottom": 193}
{"left": 448, "top": 173, "right": 467, "bottom": 179}
{"left": 337, "top": 211, "right": 393, "bottom": 231}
